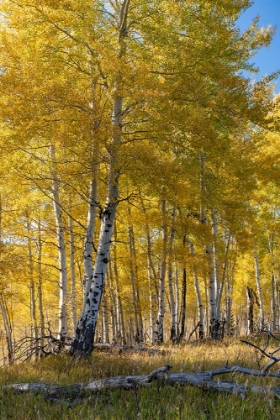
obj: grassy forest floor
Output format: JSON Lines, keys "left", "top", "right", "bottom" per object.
{"left": 1, "top": 338, "right": 280, "bottom": 419}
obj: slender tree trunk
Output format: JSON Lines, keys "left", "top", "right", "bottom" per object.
{"left": 68, "top": 211, "right": 77, "bottom": 335}
{"left": 247, "top": 286, "right": 254, "bottom": 335}
{"left": 189, "top": 242, "right": 204, "bottom": 339}
{"left": 178, "top": 268, "right": 187, "bottom": 342}
{"left": 128, "top": 209, "right": 143, "bottom": 343}
{"left": 26, "top": 213, "right": 38, "bottom": 356}
{"left": 81, "top": 178, "right": 98, "bottom": 314}
{"left": 155, "top": 198, "right": 167, "bottom": 344}
{"left": 148, "top": 257, "right": 156, "bottom": 344}
{"left": 268, "top": 236, "right": 279, "bottom": 331}
{"left": 140, "top": 200, "right": 159, "bottom": 344}
{"left": 254, "top": 247, "right": 264, "bottom": 330}
{"left": 113, "top": 226, "right": 126, "bottom": 344}
{"left": 101, "top": 294, "right": 110, "bottom": 343}
{"left": 0, "top": 194, "right": 13, "bottom": 364}
{"left": 70, "top": 0, "right": 130, "bottom": 356}
{"left": 0, "top": 294, "right": 13, "bottom": 365}
{"left": 50, "top": 144, "right": 68, "bottom": 341}
{"left": 37, "top": 220, "right": 45, "bottom": 351}
{"left": 212, "top": 209, "right": 222, "bottom": 324}
{"left": 168, "top": 208, "right": 177, "bottom": 341}
{"left": 200, "top": 153, "right": 218, "bottom": 338}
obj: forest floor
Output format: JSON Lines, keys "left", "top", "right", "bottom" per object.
{"left": 1, "top": 337, "right": 280, "bottom": 419}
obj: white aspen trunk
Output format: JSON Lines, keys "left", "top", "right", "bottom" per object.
{"left": 207, "top": 243, "right": 218, "bottom": 338}
{"left": 71, "top": 0, "right": 130, "bottom": 356}
{"left": 225, "top": 267, "right": 234, "bottom": 336}
{"left": 0, "top": 195, "right": 13, "bottom": 364}
{"left": 219, "top": 234, "right": 232, "bottom": 307}
{"left": 212, "top": 209, "right": 221, "bottom": 324}
{"left": 68, "top": 212, "right": 77, "bottom": 335}
{"left": 155, "top": 198, "right": 167, "bottom": 344}
{"left": 37, "top": 220, "right": 45, "bottom": 351}
{"left": 168, "top": 263, "right": 176, "bottom": 340}
{"left": 128, "top": 224, "right": 141, "bottom": 343}
{"left": 108, "top": 261, "right": 118, "bottom": 343}
{"left": 200, "top": 153, "right": 218, "bottom": 337}
{"left": 50, "top": 144, "right": 68, "bottom": 341}
{"left": 254, "top": 247, "right": 265, "bottom": 330}
{"left": 26, "top": 214, "right": 38, "bottom": 353}
{"left": 189, "top": 242, "right": 204, "bottom": 339}
{"left": 101, "top": 295, "right": 110, "bottom": 343}
{"left": 168, "top": 209, "right": 176, "bottom": 341}
{"left": 113, "top": 227, "right": 126, "bottom": 344}
{"left": 0, "top": 294, "right": 13, "bottom": 365}
{"left": 81, "top": 178, "right": 98, "bottom": 314}
{"left": 178, "top": 268, "right": 187, "bottom": 341}
{"left": 128, "top": 207, "right": 143, "bottom": 343}
{"left": 148, "top": 257, "right": 156, "bottom": 344}
{"left": 268, "top": 236, "right": 279, "bottom": 331}
{"left": 175, "top": 267, "right": 180, "bottom": 338}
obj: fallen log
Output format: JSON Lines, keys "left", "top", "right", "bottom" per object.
{"left": 2, "top": 363, "right": 280, "bottom": 401}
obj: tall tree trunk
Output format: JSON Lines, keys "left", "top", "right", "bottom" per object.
{"left": 128, "top": 208, "right": 143, "bottom": 343}
{"left": 0, "top": 194, "right": 13, "bottom": 364}
{"left": 70, "top": 0, "right": 130, "bottom": 356}
{"left": 212, "top": 209, "right": 222, "bottom": 325}
{"left": 0, "top": 294, "right": 13, "bottom": 365}
{"left": 178, "top": 268, "right": 187, "bottom": 342}
{"left": 68, "top": 211, "right": 77, "bottom": 335}
{"left": 50, "top": 144, "right": 68, "bottom": 341}
{"left": 268, "top": 235, "right": 279, "bottom": 331}
{"left": 155, "top": 198, "right": 167, "bottom": 344}
{"left": 189, "top": 241, "right": 204, "bottom": 339}
{"left": 246, "top": 286, "right": 255, "bottom": 335}
{"left": 81, "top": 178, "right": 98, "bottom": 315}
{"left": 37, "top": 220, "right": 45, "bottom": 351}
{"left": 200, "top": 153, "right": 218, "bottom": 338}
{"left": 148, "top": 257, "right": 156, "bottom": 344}
{"left": 168, "top": 208, "right": 177, "bottom": 341}
{"left": 26, "top": 212, "right": 38, "bottom": 357}
{"left": 113, "top": 225, "right": 126, "bottom": 344}
{"left": 254, "top": 247, "right": 264, "bottom": 330}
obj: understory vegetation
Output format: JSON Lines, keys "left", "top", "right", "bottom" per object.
{"left": 1, "top": 338, "right": 280, "bottom": 419}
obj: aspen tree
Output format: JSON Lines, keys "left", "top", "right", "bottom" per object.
{"left": 71, "top": 0, "right": 131, "bottom": 356}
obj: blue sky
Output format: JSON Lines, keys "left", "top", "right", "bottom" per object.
{"left": 237, "top": 0, "right": 280, "bottom": 93}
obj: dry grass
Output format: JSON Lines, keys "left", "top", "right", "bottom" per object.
{"left": 0, "top": 338, "right": 280, "bottom": 419}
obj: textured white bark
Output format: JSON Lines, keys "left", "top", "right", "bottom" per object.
{"left": 37, "top": 220, "right": 45, "bottom": 350}
{"left": 101, "top": 294, "right": 110, "bottom": 343}
{"left": 268, "top": 236, "right": 279, "bottom": 331}
{"left": 148, "top": 257, "right": 156, "bottom": 344}
{"left": 71, "top": 0, "right": 130, "bottom": 356}
{"left": 26, "top": 214, "right": 38, "bottom": 351}
{"left": 189, "top": 242, "right": 204, "bottom": 339}
{"left": 0, "top": 294, "right": 13, "bottom": 365}
{"left": 0, "top": 195, "right": 13, "bottom": 364}
{"left": 155, "top": 198, "right": 167, "bottom": 344}
{"left": 68, "top": 212, "right": 77, "bottom": 335}
{"left": 168, "top": 209, "right": 177, "bottom": 340}
{"left": 254, "top": 247, "right": 265, "bottom": 330}
{"left": 128, "top": 213, "right": 143, "bottom": 342}
{"left": 81, "top": 178, "right": 98, "bottom": 315}
{"left": 112, "top": 228, "right": 126, "bottom": 344}
{"left": 50, "top": 144, "right": 68, "bottom": 341}
{"left": 212, "top": 209, "right": 221, "bottom": 322}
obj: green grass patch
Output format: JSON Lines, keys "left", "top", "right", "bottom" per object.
{"left": 1, "top": 339, "right": 280, "bottom": 419}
